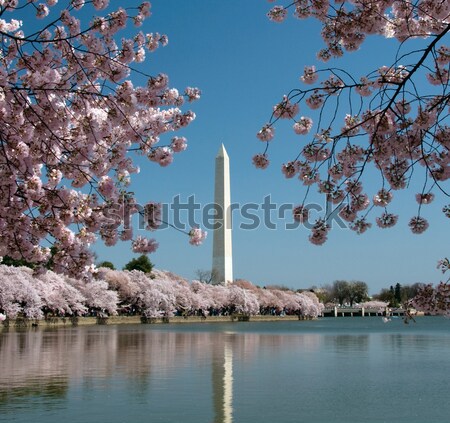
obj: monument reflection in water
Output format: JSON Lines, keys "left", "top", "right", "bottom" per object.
{"left": 0, "top": 325, "right": 284, "bottom": 423}
{"left": 212, "top": 334, "right": 234, "bottom": 423}
{"left": 2, "top": 319, "right": 450, "bottom": 423}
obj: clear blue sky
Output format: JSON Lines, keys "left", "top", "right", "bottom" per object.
{"left": 93, "top": 0, "right": 449, "bottom": 294}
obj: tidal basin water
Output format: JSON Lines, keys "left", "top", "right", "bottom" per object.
{"left": 1, "top": 317, "right": 450, "bottom": 423}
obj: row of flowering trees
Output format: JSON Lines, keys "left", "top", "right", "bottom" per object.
{"left": 0, "top": 265, "right": 324, "bottom": 320}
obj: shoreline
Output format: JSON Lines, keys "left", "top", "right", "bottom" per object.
{"left": 2, "top": 314, "right": 306, "bottom": 328}
{"left": 1, "top": 312, "right": 424, "bottom": 329}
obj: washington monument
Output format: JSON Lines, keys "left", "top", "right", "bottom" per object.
{"left": 212, "top": 144, "right": 233, "bottom": 285}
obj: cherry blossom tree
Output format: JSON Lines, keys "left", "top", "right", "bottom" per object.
{"left": 141, "top": 269, "right": 178, "bottom": 317}
{"left": 208, "top": 283, "right": 231, "bottom": 313}
{"left": 173, "top": 278, "right": 194, "bottom": 315}
{"left": 409, "top": 258, "right": 450, "bottom": 315}
{"left": 256, "top": 1, "right": 450, "bottom": 245}
{"left": 102, "top": 267, "right": 152, "bottom": 314}
{"left": 298, "top": 290, "right": 325, "bottom": 317}
{"left": 255, "top": 287, "right": 283, "bottom": 314}
{"left": 228, "top": 285, "right": 260, "bottom": 316}
{"left": 68, "top": 276, "right": 118, "bottom": 315}
{"left": 33, "top": 270, "right": 87, "bottom": 316}
{"left": 190, "top": 280, "right": 217, "bottom": 314}
{"left": 361, "top": 300, "right": 389, "bottom": 310}
{"left": 0, "top": 263, "right": 324, "bottom": 320}
{"left": 0, "top": 1, "right": 204, "bottom": 278}
{"left": 99, "top": 267, "right": 139, "bottom": 303}
{"left": 0, "top": 264, "right": 88, "bottom": 318}
{"left": 0, "top": 265, "right": 43, "bottom": 318}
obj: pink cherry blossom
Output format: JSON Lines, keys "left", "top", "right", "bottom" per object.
{"left": 69, "top": 277, "right": 118, "bottom": 315}
{"left": 350, "top": 193, "right": 370, "bottom": 212}
{"left": 409, "top": 260, "right": 450, "bottom": 317}
{"left": 257, "top": 124, "right": 275, "bottom": 142}
{"left": 267, "top": 6, "right": 287, "bottom": 23}
{"left": 376, "top": 212, "right": 398, "bottom": 229}
{"left": 444, "top": 205, "right": 450, "bottom": 218}
{"left": 132, "top": 236, "right": 159, "bottom": 254}
{"left": 0, "top": 1, "right": 202, "bottom": 277}
{"left": 293, "top": 116, "right": 313, "bottom": 135}
{"left": 339, "top": 205, "right": 357, "bottom": 223}
{"left": 281, "top": 161, "right": 298, "bottom": 178}
{"left": 292, "top": 205, "right": 308, "bottom": 223}
{"left": 257, "top": 0, "right": 450, "bottom": 245}
{"left": 416, "top": 193, "right": 435, "bottom": 205}
{"left": 228, "top": 285, "right": 259, "bottom": 315}
{"left": 329, "top": 189, "right": 345, "bottom": 204}
{"left": 273, "top": 96, "right": 299, "bottom": 119}
{"left": 149, "top": 147, "right": 174, "bottom": 167}
{"left": 437, "top": 258, "right": 450, "bottom": 274}
{"left": 36, "top": 4, "right": 49, "bottom": 18}
{"left": 301, "top": 66, "right": 319, "bottom": 84}
{"left": 305, "top": 91, "right": 324, "bottom": 109}
{"left": 373, "top": 189, "right": 393, "bottom": 207}
{"left": 170, "top": 136, "right": 187, "bottom": 153}
{"left": 185, "top": 87, "right": 201, "bottom": 102}
{"left": 408, "top": 216, "right": 429, "bottom": 234}
{"left": 252, "top": 154, "right": 270, "bottom": 169}
{"left": 350, "top": 218, "right": 372, "bottom": 234}
{"left": 318, "top": 180, "right": 335, "bottom": 194}
{"left": 189, "top": 228, "right": 207, "bottom": 246}
{"left": 309, "top": 219, "right": 329, "bottom": 245}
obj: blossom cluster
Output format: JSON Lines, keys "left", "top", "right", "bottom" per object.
{"left": 409, "top": 258, "right": 450, "bottom": 316}
{"left": 255, "top": 1, "right": 450, "bottom": 244}
{"left": 0, "top": 1, "right": 201, "bottom": 277}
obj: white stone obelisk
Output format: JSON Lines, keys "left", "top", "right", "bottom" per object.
{"left": 212, "top": 144, "right": 233, "bottom": 285}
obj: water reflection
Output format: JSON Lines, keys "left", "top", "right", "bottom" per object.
{"left": 212, "top": 334, "right": 234, "bottom": 423}
{"left": 3, "top": 320, "right": 449, "bottom": 423}
{"left": 0, "top": 325, "right": 320, "bottom": 422}
{"left": 0, "top": 327, "right": 234, "bottom": 421}
{"left": 324, "top": 334, "right": 370, "bottom": 353}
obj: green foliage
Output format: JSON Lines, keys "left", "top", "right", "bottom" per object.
{"left": 374, "top": 283, "right": 425, "bottom": 307}
{"left": 347, "top": 281, "right": 369, "bottom": 306}
{"left": 331, "top": 280, "right": 350, "bottom": 305}
{"left": 330, "top": 280, "right": 368, "bottom": 306}
{"left": 0, "top": 255, "right": 34, "bottom": 269}
{"left": 98, "top": 261, "right": 115, "bottom": 270}
{"left": 2, "top": 247, "right": 60, "bottom": 271}
{"left": 375, "top": 287, "right": 396, "bottom": 306}
{"left": 123, "top": 255, "right": 153, "bottom": 274}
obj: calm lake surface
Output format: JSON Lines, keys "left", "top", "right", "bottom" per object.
{"left": 1, "top": 317, "right": 450, "bottom": 423}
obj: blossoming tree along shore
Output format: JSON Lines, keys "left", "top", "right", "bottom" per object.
{"left": 255, "top": 0, "right": 449, "bottom": 245}
{"left": 0, "top": 264, "right": 325, "bottom": 320}
{"left": 0, "top": 1, "right": 205, "bottom": 278}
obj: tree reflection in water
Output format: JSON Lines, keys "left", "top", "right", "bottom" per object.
{"left": 0, "top": 324, "right": 321, "bottom": 422}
